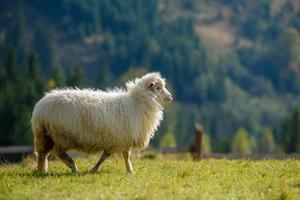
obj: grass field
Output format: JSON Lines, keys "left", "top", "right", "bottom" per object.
{"left": 0, "top": 155, "right": 300, "bottom": 200}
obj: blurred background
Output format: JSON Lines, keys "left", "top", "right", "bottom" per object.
{"left": 0, "top": 0, "right": 300, "bottom": 155}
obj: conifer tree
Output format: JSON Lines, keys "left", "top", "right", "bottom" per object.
{"left": 4, "top": 48, "right": 16, "bottom": 81}
{"left": 8, "top": 0, "right": 27, "bottom": 66}
{"left": 0, "top": 50, "right": 17, "bottom": 145}
{"left": 258, "top": 128, "right": 276, "bottom": 153}
{"left": 50, "top": 65, "right": 65, "bottom": 88}
{"left": 202, "top": 133, "right": 212, "bottom": 153}
{"left": 13, "top": 51, "right": 45, "bottom": 145}
{"left": 97, "top": 52, "right": 111, "bottom": 88}
{"left": 231, "top": 128, "right": 252, "bottom": 154}
{"left": 67, "top": 65, "right": 86, "bottom": 87}
{"left": 282, "top": 108, "right": 300, "bottom": 153}
{"left": 32, "top": 24, "right": 55, "bottom": 74}
{"left": 160, "top": 125, "right": 177, "bottom": 148}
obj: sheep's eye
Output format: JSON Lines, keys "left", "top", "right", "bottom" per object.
{"left": 157, "top": 87, "right": 161, "bottom": 90}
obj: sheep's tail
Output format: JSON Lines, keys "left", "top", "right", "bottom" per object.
{"left": 31, "top": 117, "right": 53, "bottom": 155}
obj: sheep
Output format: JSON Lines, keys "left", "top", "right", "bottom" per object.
{"left": 31, "top": 72, "right": 172, "bottom": 173}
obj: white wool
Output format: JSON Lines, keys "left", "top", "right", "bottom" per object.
{"left": 31, "top": 73, "right": 164, "bottom": 153}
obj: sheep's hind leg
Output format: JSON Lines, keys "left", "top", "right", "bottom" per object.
{"left": 90, "top": 151, "right": 111, "bottom": 173}
{"left": 123, "top": 150, "right": 134, "bottom": 173}
{"left": 35, "top": 135, "right": 54, "bottom": 172}
{"left": 53, "top": 147, "right": 78, "bottom": 172}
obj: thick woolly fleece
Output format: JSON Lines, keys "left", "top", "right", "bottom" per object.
{"left": 31, "top": 73, "right": 164, "bottom": 154}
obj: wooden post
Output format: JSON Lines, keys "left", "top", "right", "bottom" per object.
{"left": 193, "top": 123, "right": 203, "bottom": 160}
{"left": 0, "top": 146, "right": 33, "bottom": 154}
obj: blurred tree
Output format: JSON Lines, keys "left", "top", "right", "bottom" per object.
{"left": 93, "top": 3, "right": 101, "bottom": 34}
{"left": 22, "top": 51, "right": 45, "bottom": 104}
{"left": 6, "top": 0, "right": 27, "bottom": 66}
{"left": 255, "top": 28, "right": 300, "bottom": 93}
{"left": 275, "top": 28, "right": 300, "bottom": 92}
{"left": 202, "top": 133, "right": 211, "bottom": 153}
{"left": 258, "top": 128, "right": 276, "bottom": 153}
{"left": 249, "top": 136, "right": 258, "bottom": 153}
{"left": 231, "top": 128, "right": 252, "bottom": 154}
{"left": 4, "top": 48, "right": 16, "bottom": 81}
{"left": 152, "top": 102, "right": 179, "bottom": 147}
{"left": 67, "top": 65, "right": 86, "bottom": 87}
{"left": 119, "top": 67, "right": 148, "bottom": 85}
{"left": 0, "top": 50, "right": 17, "bottom": 145}
{"left": 0, "top": 62, "right": 4, "bottom": 87}
{"left": 51, "top": 65, "right": 66, "bottom": 88}
{"left": 174, "top": 106, "right": 195, "bottom": 146}
{"left": 32, "top": 24, "right": 55, "bottom": 74}
{"left": 96, "top": 52, "right": 111, "bottom": 88}
{"left": 281, "top": 108, "right": 300, "bottom": 153}
{"left": 27, "top": 51, "right": 44, "bottom": 80}
{"left": 159, "top": 125, "right": 176, "bottom": 148}
{"left": 13, "top": 51, "right": 45, "bottom": 145}
{"left": 1, "top": 0, "right": 300, "bottom": 150}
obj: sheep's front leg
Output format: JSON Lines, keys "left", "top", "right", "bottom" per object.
{"left": 123, "top": 150, "right": 134, "bottom": 173}
{"left": 53, "top": 146, "right": 78, "bottom": 172}
{"left": 90, "top": 151, "right": 111, "bottom": 173}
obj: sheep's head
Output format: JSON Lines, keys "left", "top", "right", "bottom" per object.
{"left": 126, "top": 72, "right": 173, "bottom": 103}
{"left": 141, "top": 73, "right": 173, "bottom": 103}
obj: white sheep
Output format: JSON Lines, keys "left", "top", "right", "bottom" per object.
{"left": 31, "top": 72, "right": 172, "bottom": 173}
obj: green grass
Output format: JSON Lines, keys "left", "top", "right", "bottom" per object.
{"left": 0, "top": 155, "right": 300, "bottom": 200}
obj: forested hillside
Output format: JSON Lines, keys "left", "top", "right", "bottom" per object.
{"left": 1, "top": 0, "right": 300, "bottom": 153}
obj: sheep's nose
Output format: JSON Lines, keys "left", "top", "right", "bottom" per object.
{"left": 166, "top": 95, "right": 172, "bottom": 103}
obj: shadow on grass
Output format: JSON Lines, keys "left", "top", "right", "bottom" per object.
{"left": 2, "top": 169, "right": 113, "bottom": 179}
{"left": 31, "top": 170, "right": 91, "bottom": 178}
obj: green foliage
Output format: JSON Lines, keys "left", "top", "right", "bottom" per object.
{"left": 0, "top": 49, "right": 18, "bottom": 145}
{"left": 202, "top": 133, "right": 211, "bottom": 153}
{"left": 6, "top": 0, "right": 27, "bottom": 66}
{"left": 281, "top": 108, "right": 300, "bottom": 153}
{"left": 159, "top": 125, "right": 177, "bottom": 148}
{"left": 32, "top": 24, "right": 55, "bottom": 74}
{"left": 51, "top": 65, "right": 66, "bottom": 88}
{"left": 0, "top": 50, "right": 45, "bottom": 145}
{"left": 3, "top": 49, "right": 16, "bottom": 81}
{"left": 67, "top": 65, "right": 86, "bottom": 87}
{"left": 119, "top": 67, "right": 149, "bottom": 86}
{"left": 1, "top": 0, "right": 300, "bottom": 152}
{"left": 231, "top": 128, "right": 252, "bottom": 154}
{"left": 13, "top": 51, "right": 45, "bottom": 145}
{"left": 1, "top": 157, "right": 300, "bottom": 199}
{"left": 258, "top": 128, "right": 276, "bottom": 153}
{"left": 96, "top": 52, "right": 111, "bottom": 88}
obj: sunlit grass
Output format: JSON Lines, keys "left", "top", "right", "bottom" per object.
{"left": 0, "top": 155, "right": 300, "bottom": 199}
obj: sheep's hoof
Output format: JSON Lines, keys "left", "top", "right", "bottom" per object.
{"left": 90, "top": 168, "right": 99, "bottom": 174}
{"left": 71, "top": 167, "right": 79, "bottom": 173}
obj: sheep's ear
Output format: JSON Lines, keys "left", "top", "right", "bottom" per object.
{"left": 148, "top": 81, "right": 155, "bottom": 90}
